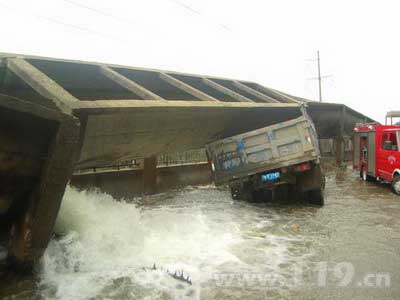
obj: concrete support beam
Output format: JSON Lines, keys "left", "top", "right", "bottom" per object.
{"left": 336, "top": 105, "right": 347, "bottom": 166}
{"left": 253, "top": 84, "right": 300, "bottom": 104}
{"left": 202, "top": 78, "right": 253, "bottom": 102}
{"left": 233, "top": 81, "right": 279, "bottom": 103}
{"left": 99, "top": 66, "right": 165, "bottom": 101}
{"left": 159, "top": 73, "right": 219, "bottom": 102}
{"left": 334, "top": 136, "right": 345, "bottom": 167}
{"left": 0, "top": 94, "right": 80, "bottom": 268}
{"left": 6, "top": 58, "right": 78, "bottom": 113}
{"left": 143, "top": 156, "right": 158, "bottom": 195}
{"left": 339, "top": 105, "right": 346, "bottom": 136}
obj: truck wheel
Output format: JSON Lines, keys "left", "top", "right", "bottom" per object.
{"left": 272, "top": 185, "right": 289, "bottom": 203}
{"left": 308, "top": 188, "right": 324, "bottom": 206}
{"left": 243, "top": 189, "right": 254, "bottom": 202}
{"left": 242, "top": 182, "right": 255, "bottom": 202}
{"left": 230, "top": 186, "right": 242, "bottom": 200}
{"left": 392, "top": 176, "right": 400, "bottom": 196}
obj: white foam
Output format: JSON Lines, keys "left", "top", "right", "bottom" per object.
{"left": 38, "top": 187, "right": 243, "bottom": 299}
{"left": 38, "top": 185, "right": 309, "bottom": 299}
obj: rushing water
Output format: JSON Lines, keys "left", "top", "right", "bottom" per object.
{"left": 1, "top": 168, "right": 399, "bottom": 299}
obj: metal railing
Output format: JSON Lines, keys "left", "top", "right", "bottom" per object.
{"left": 157, "top": 148, "right": 208, "bottom": 167}
{"left": 74, "top": 149, "right": 208, "bottom": 175}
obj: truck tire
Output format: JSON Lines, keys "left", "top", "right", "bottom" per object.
{"left": 392, "top": 175, "right": 400, "bottom": 196}
{"left": 230, "top": 186, "right": 242, "bottom": 200}
{"left": 242, "top": 182, "right": 255, "bottom": 202}
{"left": 243, "top": 190, "right": 254, "bottom": 202}
{"left": 272, "top": 185, "right": 289, "bottom": 203}
{"left": 229, "top": 182, "right": 254, "bottom": 201}
{"left": 308, "top": 188, "right": 324, "bottom": 206}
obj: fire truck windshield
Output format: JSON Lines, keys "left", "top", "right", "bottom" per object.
{"left": 398, "top": 131, "right": 400, "bottom": 149}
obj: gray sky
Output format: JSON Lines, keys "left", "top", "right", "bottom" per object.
{"left": 1, "top": 0, "right": 399, "bottom": 122}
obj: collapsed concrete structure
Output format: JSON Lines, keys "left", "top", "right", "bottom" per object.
{"left": 0, "top": 53, "right": 373, "bottom": 268}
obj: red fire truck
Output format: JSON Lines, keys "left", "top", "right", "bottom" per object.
{"left": 354, "top": 115, "right": 400, "bottom": 195}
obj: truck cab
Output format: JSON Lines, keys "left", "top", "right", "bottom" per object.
{"left": 354, "top": 121, "right": 400, "bottom": 195}
{"left": 377, "top": 128, "right": 400, "bottom": 183}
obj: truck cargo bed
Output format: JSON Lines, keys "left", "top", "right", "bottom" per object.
{"left": 206, "top": 115, "right": 320, "bottom": 185}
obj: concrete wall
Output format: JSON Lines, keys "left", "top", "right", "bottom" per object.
{"left": 320, "top": 137, "right": 353, "bottom": 162}
{"left": 70, "top": 163, "right": 213, "bottom": 200}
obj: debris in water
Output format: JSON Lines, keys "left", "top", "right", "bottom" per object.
{"left": 167, "top": 269, "right": 192, "bottom": 286}
{"left": 291, "top": 223, "right": 300, "bottom": 232}
{"left": 143, "top": 263, "right": 192, "bottom": 285}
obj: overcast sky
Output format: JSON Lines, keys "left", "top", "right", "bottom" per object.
{"left": 1, "top": 0, "right": 399, "bottom": 122}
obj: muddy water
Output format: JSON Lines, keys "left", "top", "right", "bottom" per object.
{"left": 1, "top": 168, "right": 399, "bottom": 299}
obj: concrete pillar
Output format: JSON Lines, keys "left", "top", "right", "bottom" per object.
{"left": 335, "top": 105, "right": 347, "bottom": 167}
{"left": 143, "top": 156, "right": 157, "bottom": 195}
{"left": 335, "top": 136, "right": 345, "bottom": 167}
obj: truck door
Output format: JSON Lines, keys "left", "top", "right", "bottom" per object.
{"left": 377, "top": 130, "right": 400, "bottom": 181}
{"left": 394, "top": 131, "right": 400, "bottom": 176}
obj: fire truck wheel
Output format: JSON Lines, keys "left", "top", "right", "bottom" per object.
{"left": 392, "top": 176, "right": 400, "bottom": 195}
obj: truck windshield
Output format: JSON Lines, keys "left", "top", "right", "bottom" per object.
{"left": 398, "top": 131, "right": 400, "bottom": 150}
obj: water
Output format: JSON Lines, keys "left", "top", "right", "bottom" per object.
{"left": 1, "top": 168, "right": 400, "bottom": 299}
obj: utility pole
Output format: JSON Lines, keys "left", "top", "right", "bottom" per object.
{"left": 308, "top": 51, "right": 332, "bottom": 102}
{"left": 317, "top": 51, "right": 322, "bottom": 102}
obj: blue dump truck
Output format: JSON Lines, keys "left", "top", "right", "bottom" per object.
{"left": 205, "top": 108, "right": 325, "bottom": 205}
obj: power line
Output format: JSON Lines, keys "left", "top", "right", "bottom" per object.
{"left": 59, "top": 0, "right": 138, "bottom": 26}
{"left": 0, "top": 2, "right": 130, "bottom": 44}
{"left": 168, "top": 0, "right": 233, "bottom": 32}
{"left": 2, "top": 0, "right": 234, "bottom": 47}
{"left": 170, "top": 0, "right": 202, "bottom": 15}
{"left": 1, "top": 0, "right": 238, "bottom": 58}
{"left": 63, "top": 0, "right": 233, "bottom": 34}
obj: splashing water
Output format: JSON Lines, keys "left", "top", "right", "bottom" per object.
{"left": 34, "top": 184, "right": 312, "bottom": 300}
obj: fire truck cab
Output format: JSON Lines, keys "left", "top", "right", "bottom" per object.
{"left": 354, "top": 119, "right": 400, "bottom": 195}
